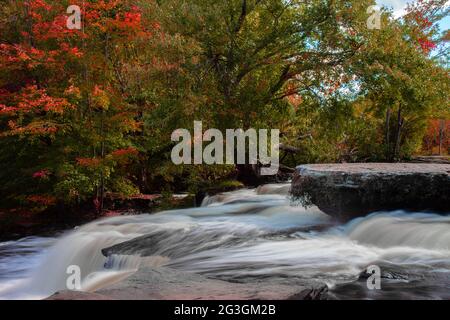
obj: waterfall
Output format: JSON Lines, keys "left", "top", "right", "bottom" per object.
{"left": 0, "top": 184, "right": 448, "bottom": 300}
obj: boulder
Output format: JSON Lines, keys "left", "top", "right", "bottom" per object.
{"left": 291, "top": 163, "right": 450, "bottom": 220}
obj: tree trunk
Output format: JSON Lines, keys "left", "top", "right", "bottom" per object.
{"left": 439, "top": 119, "right": 445, "bottom": 156}
{"left": 394, "top": 105, "right": 404, "bottom": 160}
{"left": 99, "top": 111, "right": 105, "bottom": 215}
{"left": 385, "top": 107, "right": 391, "bottom": 160}
{"left": 98, "top": 33, "right": 109, "bottom": 214}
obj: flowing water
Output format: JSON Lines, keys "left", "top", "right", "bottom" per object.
{"left": 0, "top": 184, "right": 449, "bottom": 300}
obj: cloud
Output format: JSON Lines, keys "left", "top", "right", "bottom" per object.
{"left": 377, "top": 0, "right": 450, "bottom": 28}
{"left": 377, "top": 0, "right": 410, "bottom": 18}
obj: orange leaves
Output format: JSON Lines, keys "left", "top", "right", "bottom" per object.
{"left": 26, "top": 195, "right": 56, "bottom": 206}
{"left": 0, "top": 105, "right": 18, "bottom": 115}
{"left": 94, "top": 0, "right": 122, "bottom": 11}
{"left": 27, "top": 0, "right": 52, "bottom": 21}
{"left": 0, "top": 0, "right": 85, "bottom": 79}
{"left": 0, "top": 86, "right": 71, "bottom": 137}
{"left": 109, "top": 111, "right": 143, "bottom": 132}
{"left": 75, "top": 147, "right": 138, "bottom": 169}
{"left": 119, "top": 11, "right": 142, "bottom": 29}
{"left": 422, "top": 119, "right": 449, "bottom": 155}
{"left": 93, "top": 85, "right": 105, "bottom": 96}
{"left": 28, "top": 0, "right": 52, "bottom": 11}
{"left": 0, "top": 0, "right": 164, "bottom": 210}
{"left": 284, "top": 83, "right": 303, "bottom": 109}
{"left": 152, "top": 21, "right": 161, "bottom": 30}
{"left": 32, "top": 15, "right": 69, "bottom": 41}
{"left": 76, "top": 157, "right": 101, "bottom": 168}
{"left": 111, "top": 147, "right": 138, "bottom": 158}
{"left": 92, "top": 85, "right": 110, "bottom": 110}
{"left": 5, "top": 122, "right": 59, "bottom": 136}
{"left": 0, "top": 42, "right": 82, "bottom": 72}
{"left": 81, "top": 1, "right": 153, "bottom": 39}
{"left": 64, "top": 85, "right": 82, "bottom": 98}
{"left": 1, "top": 85, "right": 71, "bottom": 115}
{"left": 59, "top": 43, "right": 83, "bottom": 58}
{"left": 0, "top": 43, "right": 44, "bottom": 70}
{"left": 25, "top": 0, "right": 81, "bottom": 42}
{"left": 109, "top": 147, "right": 139, "bottom": 165}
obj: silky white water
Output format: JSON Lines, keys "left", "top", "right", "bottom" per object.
{"left": 0, "top": 184, "right": 449, "bottom": 299}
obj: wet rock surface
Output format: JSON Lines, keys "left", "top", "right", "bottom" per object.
{"left": 47, "top": 267, "right": 328, "bottom": 300}
{"left": 330, "top": 263, "right": 450, "bottom": 300}
{"left": 291, "top": 163, "right": 450, "bottom": 220}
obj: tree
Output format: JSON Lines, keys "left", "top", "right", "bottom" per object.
{"left": 0, "top": 0, "right": 161, "bottom": 211}
{"left": 0, "top": 0, "right": 448, "bottom": 213}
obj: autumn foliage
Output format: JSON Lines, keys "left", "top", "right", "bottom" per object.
{"left": 422, "top": 119, "right": 449, "bottom": 155}
{"left": 0, "top": 0, "right": 161, "bottom": 210}
{"left": 0, "top": 0, "right": 448, "bottom": 213}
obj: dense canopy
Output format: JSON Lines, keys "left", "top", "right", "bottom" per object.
{"left": 0, "top": 0, "right": 448, "bottom": 213}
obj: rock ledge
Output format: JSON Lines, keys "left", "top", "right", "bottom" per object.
{"left": 47, "top": 267, "right": 328, "bottom": 300}
{"left": 291, "top": 163, "right": 450, "bottom": 219}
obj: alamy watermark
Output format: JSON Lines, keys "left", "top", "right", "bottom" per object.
{"left": 367, "top": 6, "right": 382, "bottom": 30}
{"left": 171, "top": 121, "right": 280, "bottom": 176}
{"left": 66, "top": 5, "right": 82, "bottom": 30}
{"left": 65, "top": 4, "right": 382, "bottom": 31}
{"left": 66, "top": 265, "right": 82, "bottom": 290}
{"left": 366, "top": 265, "right": 382, "bottom": 290}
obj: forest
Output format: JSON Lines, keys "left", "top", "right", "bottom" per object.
{"left": 0, "top": 0, "right": 449, "bottom": 216}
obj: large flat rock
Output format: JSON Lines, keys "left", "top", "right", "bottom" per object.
{"left": 291, "top": 163, "right": 450, "bottom": 219}
{"left": 47, "top": 267, "right": 328, "bottom": 300}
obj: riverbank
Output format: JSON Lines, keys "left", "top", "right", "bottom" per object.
{"left": 3, "top": 161, "right": 449, "bottom": 240}
{"left": 0, "top": 194, "right": 192, "bottom": 241}
{"left": 0, "top": 180, "right": 247, "bottom": 241}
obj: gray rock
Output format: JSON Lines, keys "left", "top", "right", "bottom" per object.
{"left": 291, "top": 163, "right": 450, "bottom": 220}
{"left": 46, "top": 290, "right": 112, "bottom": 300}
{"left": 47, "top": 267, "right": 328, "bottom": 300}
{"left": 331, "top": 262, "right": 450, "bottom": 300}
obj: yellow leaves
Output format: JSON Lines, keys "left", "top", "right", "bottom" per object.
{"left": 64, "top": 85, "right": 82, "bottom": 99}
{"left": 76, "top": 157, "right": 102, "bottom": 168}
{"left": 2, "top": 120, "right": 59, "bottom": 137}
{"left": 191, "top": 55, "right": 200, "bottom": 65}
{"left": 92, "top": 85, "right": 110, "bottom": 110}
{"left": 7, "top": 120, "right": 16, "bottom": 129}
{"left": 109, "top": 112, "right": 143, "bottom": 132}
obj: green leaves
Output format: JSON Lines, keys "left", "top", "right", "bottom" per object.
{"left": 0, "top": 0, "right": 448, "bottom": 213}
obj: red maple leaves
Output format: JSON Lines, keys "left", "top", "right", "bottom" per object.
{"left": 405, "top": 0, "right": 442, "bottom": 54}
{"left": 418, "top": 37, "right": 437, "bottom": 53}
{"left": 32, "top": 169, "right": 50, "bottom": 179}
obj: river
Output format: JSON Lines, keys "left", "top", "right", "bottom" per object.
{"left": 0, "top": 184, "right": 449, "bottom": 300}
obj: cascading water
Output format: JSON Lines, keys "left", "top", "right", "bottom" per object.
{"left": 0, "top": 183, "right": 449, "bottom": 300}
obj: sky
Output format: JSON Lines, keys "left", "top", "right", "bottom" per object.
{"left": 377, "top": 0, "right": 416, "bottom": 17}
{"left": 377, "top": 0, "right": 450, "bottom": 30}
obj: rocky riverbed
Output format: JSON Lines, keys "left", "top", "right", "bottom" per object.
{"left": 48, "top": 267, "right": 327, "bottom": 300}
{"left": 1, "top": 176, "right": 449, "bottom": 301}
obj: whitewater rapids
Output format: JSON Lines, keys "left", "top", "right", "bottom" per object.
{"left": 0, "top": 184, "right": 449, "bottom": 300}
